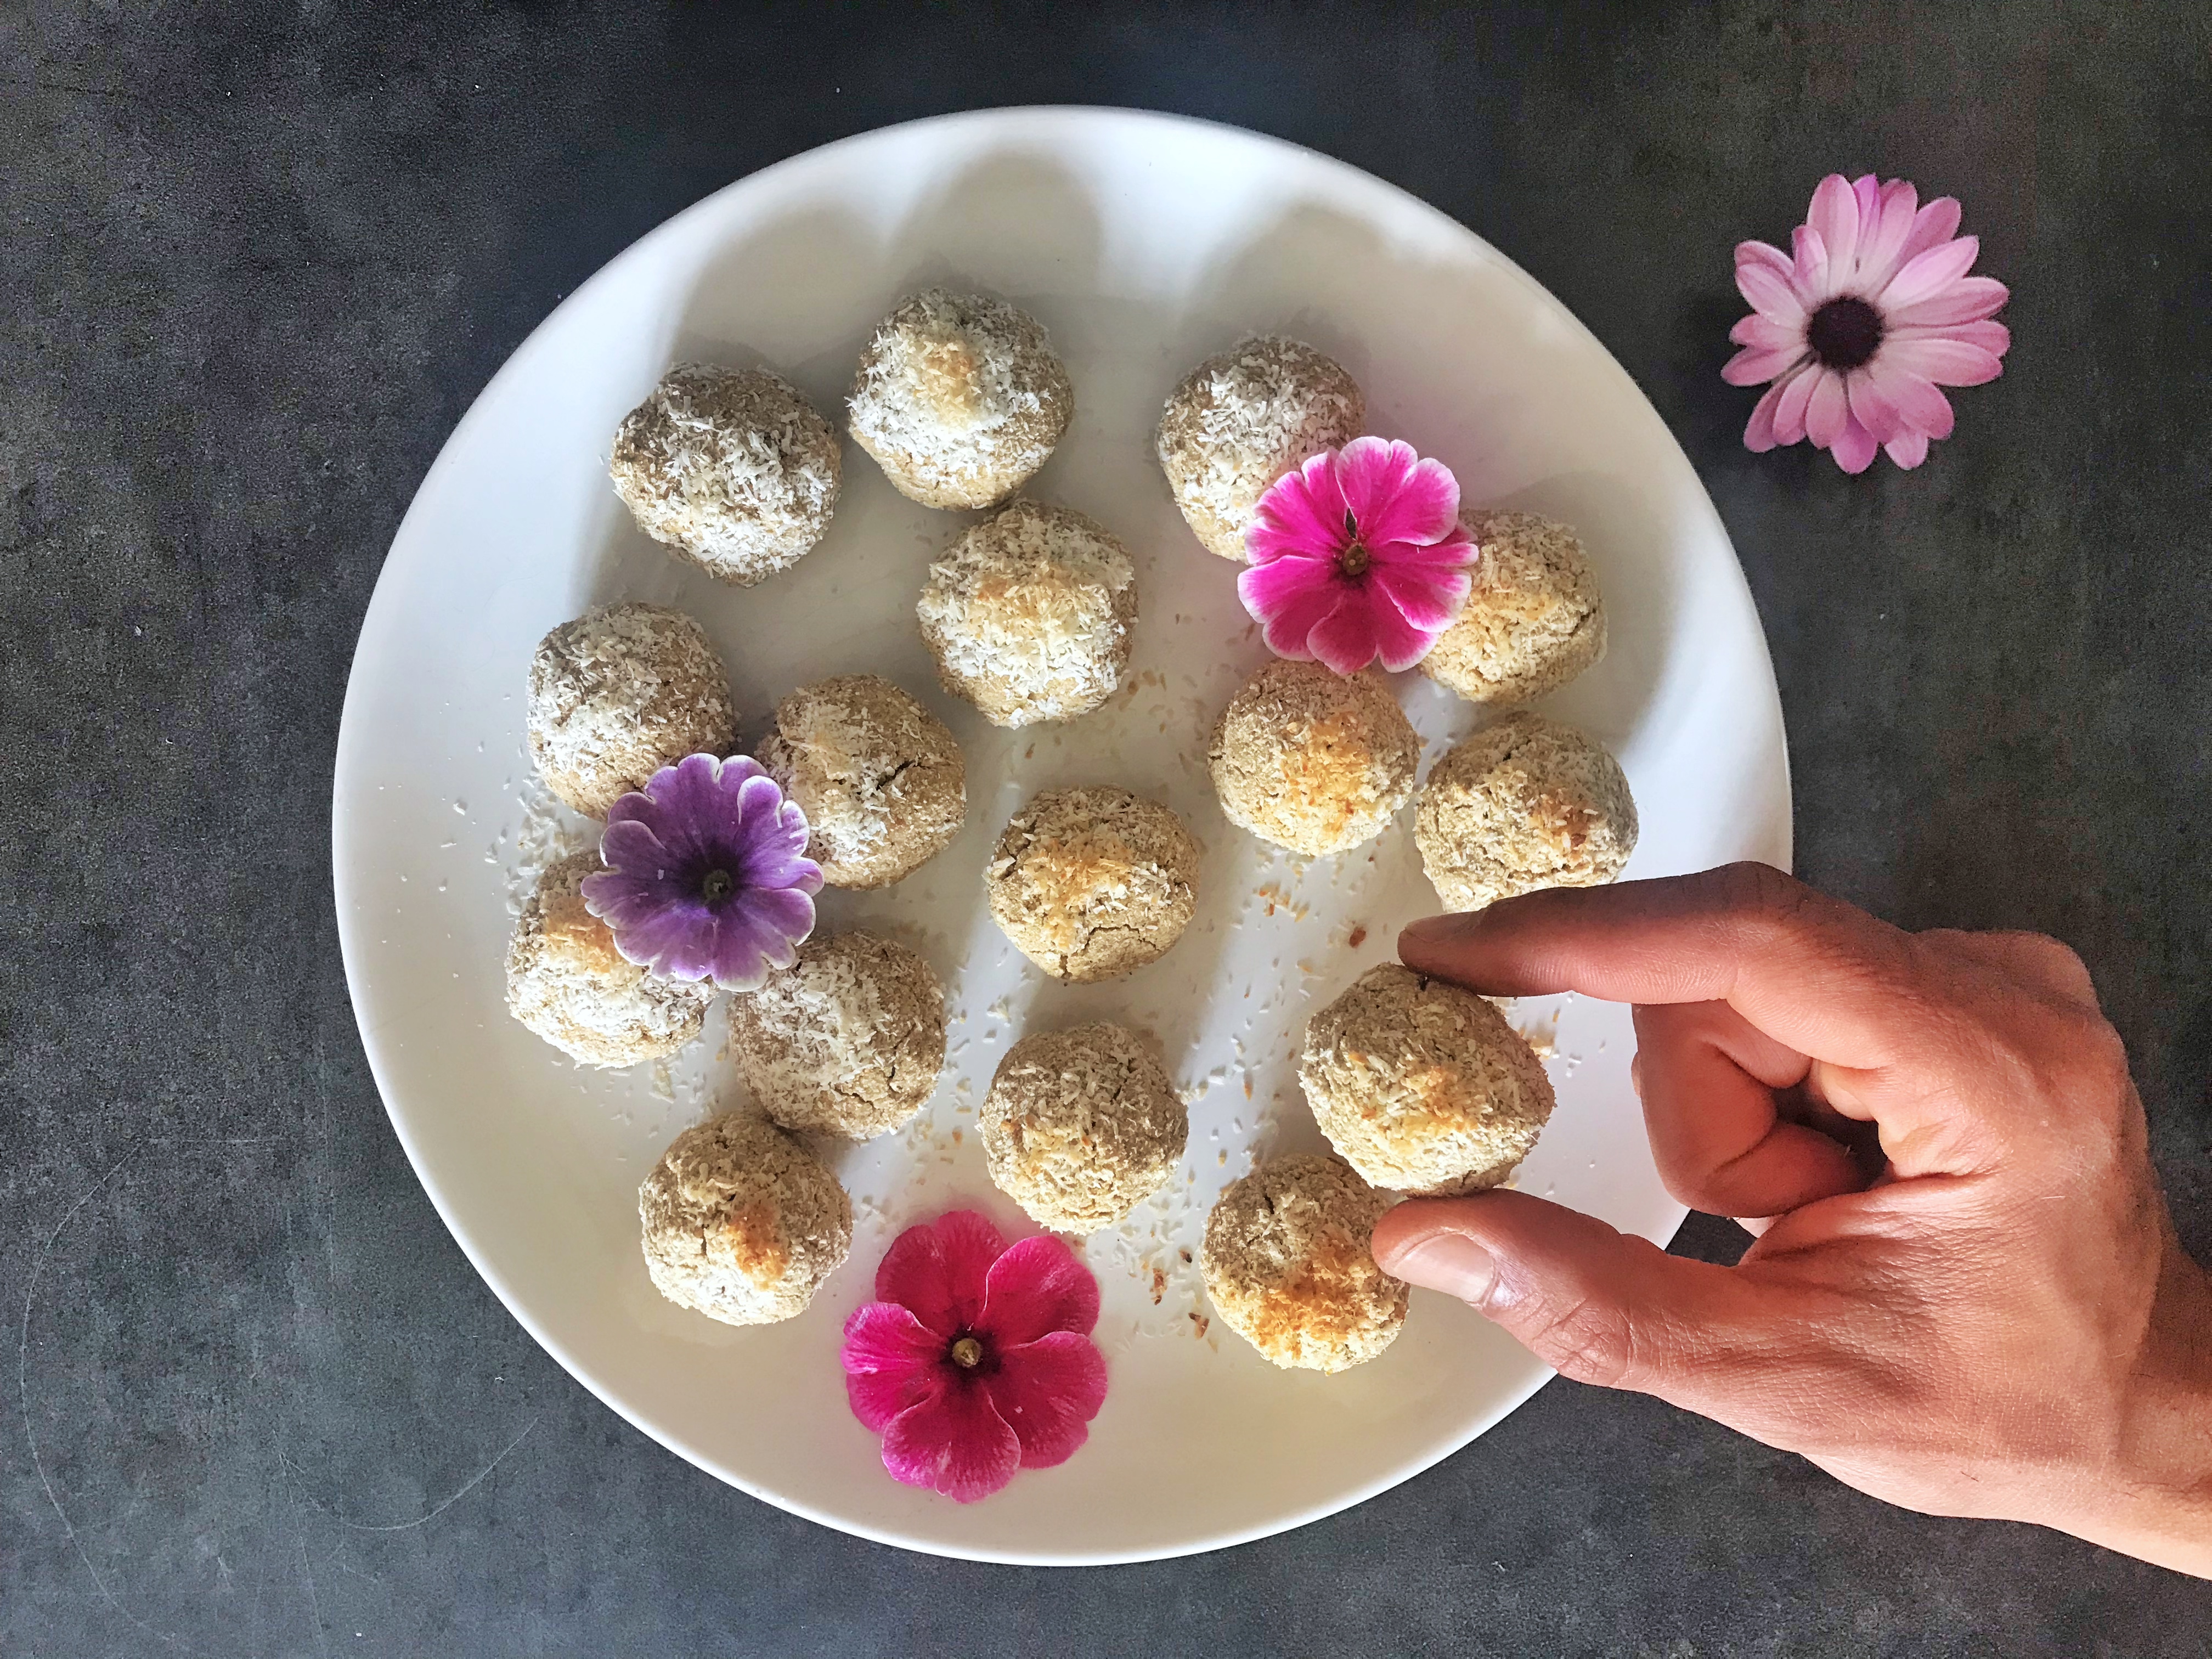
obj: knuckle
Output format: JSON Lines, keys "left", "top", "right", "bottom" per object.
{"left": 1520, "top": 1292, "right": 1642, "bottom": 1389}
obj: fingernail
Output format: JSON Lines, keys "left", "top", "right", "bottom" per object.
{"left": 1379, "top": 1233, "right": 1497, "bottom": 1307}
{"left": 1399, "top": 914, "right": 1466, "bottom": 946}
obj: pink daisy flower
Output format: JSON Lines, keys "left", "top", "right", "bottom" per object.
{"left": 840, "top": 1210, "right": 1107, "bottom": 1503}
{"left": 1237, "top": 436, "right": 1476, "bottom": 675}
{"left": 1726, "top": 173, "right": 2011, "bottom": 473}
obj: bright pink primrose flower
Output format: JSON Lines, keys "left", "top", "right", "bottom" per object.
{"left": 840, "top": 1210, "right": 1108, "bottom": 1503}
{"left": 1726, "top": 172, "right": 2011, "bottom": 473}
{"left": 1237, "top": 436, "right": 1476, "bottom": 675}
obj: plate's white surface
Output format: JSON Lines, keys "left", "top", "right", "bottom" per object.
{"left": 333, "top": 108, "right": 1790, "bottom": 1565}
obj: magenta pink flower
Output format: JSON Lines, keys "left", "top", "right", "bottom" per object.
{"left": 840, "top": 1211, "right": 1107, "bottom": 1503}
{"left": 1726, "top": 173, "right": 2011, "bottom": 473}
{"left": 1237, "top": 436, "right": 1476, "bottom": 675}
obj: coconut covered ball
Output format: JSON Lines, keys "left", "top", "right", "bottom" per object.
{"left": 1209, "top": 660, "right": 1420, "bottom": 856}
{"left": 754, "top": 675, "right": 966, "bottom": 889}
{"left": 1201, "top": 1153, "right": 1406, "bottom": 1373}
{"left": 609, "top": 364, "right": 840, "bottom": 586}
{"left": 980, "top": 1023, "right": 1188, "bottom": 1233}
{"left": 504, "top": 850, "right": 716, "bottom": 1067}
{"left": 1414, "top": 713, "right": 1638, "bottom": 912}
{"left": 1156, "top": 336, "right": 1365, "bottom": 561}
{"left": 1300, "top": 963, "right": 1556, "bottom": 1197}
{"left": 727, "top": 931, "right": 947, "bottom": 1140}
{"left": 916, "top": 499, "right": 1136, "bottom": 726}
{"left": 1420, "top": 510, "right": 1607, "bottom": 707}
{"left": 639, "top": 1113, "right": 853, "bottom": 1327}
{"left": 986, "top": 786, "right": 1199, "bottom": 983}
{"left": 526, "top": 602, "right": 740, "bottom": 818}
{"left": 847, "top": 289, "right": 1073, "bottom": 510}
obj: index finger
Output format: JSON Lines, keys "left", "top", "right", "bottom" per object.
{"left": 1398, "top": 863, "right": 1923, "bottom": 1072}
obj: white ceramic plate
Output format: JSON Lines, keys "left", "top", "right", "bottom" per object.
{"left": 334, "top": 108, "right": 1790, "bottom": 1565}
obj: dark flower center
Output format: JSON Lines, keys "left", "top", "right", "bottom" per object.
{"left": 1338, "top": 543, "right": 1370, "bottom": 578}
{"left": 950, "top": 1335, "right": 984, "bottom": 1369}
{"left": 1807, "top": 296, "right": 1883, "bottom": 371}
{"left": 699, "top": 868, "right": 735, "bottom": 903}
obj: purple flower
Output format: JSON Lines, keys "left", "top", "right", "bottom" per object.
{"left": 580, "top": 754, "right": 823, "bottom": 991}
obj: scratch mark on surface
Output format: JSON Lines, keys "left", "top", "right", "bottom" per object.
{"left": 280, "top": 1417, "right": 539, "bottom": 1532}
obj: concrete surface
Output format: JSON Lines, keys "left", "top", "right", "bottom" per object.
{"left": 2, "top": 3, "right": 2208, "bottom": 1654}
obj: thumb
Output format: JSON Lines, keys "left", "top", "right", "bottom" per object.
{"left": 1372, "top": 1190, "right": 1780, "bottom": 1408}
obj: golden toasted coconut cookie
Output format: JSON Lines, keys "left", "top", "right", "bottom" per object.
{"left": 916, "top": 499, "right": 1136, "bottom": 727}
{"left": 1414, "top": 713, "right": 1637, "bottom": 912}
{"left": 639, "top": 1114, "right": 853, "bottom": 1327}
{"left": 526, "top": 602, "right": 739, "bottom": 818}
{"left": 847, "top": 289, "right": 1073, "bottom": 509}
{"left": 985, "top": 786, "right": 1199, "bottom": 983}
{"left": 1155, "top": 336, "right": 1365, "bottom": 561}
{"left": 980, "top": 1023, "right": 1188, "bottom": 1232}
{"left": 1202, "top": 1153, "right": 1406, "bottom": 1373}
{"left": 755, "top": 674, "right": 966, "bottom": 889}
{"left": 729, "top": 931, "right": 947, "bottom": 1141}
{"left": 610, "top": 364, "right": 840, "bottom": 586}
{"left": 1300, "top": 963, "right": 1555, "bottom": 1196}
{"left": 504, "top": 851, "right": 715, "bottom": 1067}
{"left": 1209, "top": 660, "right": 1419, "bottom": 855}
{"left": 1420, "top": 510, "right": 1606, "bottom": 707}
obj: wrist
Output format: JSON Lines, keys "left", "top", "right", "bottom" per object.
{"left": 2087, "top": 1243, "right": 2212, "bottom": 1577}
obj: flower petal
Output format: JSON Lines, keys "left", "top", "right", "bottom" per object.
{"left": 1372, "top": 560, "right": 1470, "bottom": 633}
{"left": 1878, "top": 234, "right": 1980, "bottom": 312}
{"left": 983, "top": 1331, "right": 1108, "bottom": 1470}
{"left": 1368, "top": 594, "right": 1438, "bottom": 673}
{"left": 1247, "top": 451, "right": 1350, "bottom": 563}
{"left": 1882, "top": 336, "right": 2005, "bottom": 387}
{"left": 841, "top": 1302, "right": 948, "bottom": 1432}
{"left": 1892, "top": 317, "right": 2010, "bottom": 357}
{"left": 1804, "top": 368, "right": 1849, "bottom": 449}
{"left": 1829, "top": 415, "right": 1878, "bottom": 474}
{"left": 879, "top": 1377, "right": 1021, "bottom": 1503}
{"left": 979, "top": 1234, "right": 1101, "bottom": 1345}
{"left": 1736, "top": 257, "right": 1806, "bottom": 324}
{"left": 1734, "top": 238, "right": 1793, "bottom": 280}
{"left": 1807, "top": 174, "right": 1861, "bottom": 287}
{"left": 1853, "top": 178, "right": 1919, "bottom": 291}
{"left": 1886, "top": 275, "right": 2008, "bottom": 329}
{"left": 1723, "top": 341, "right": 1807, "bottom": 386}
{"left": 1844, "top": 367, "right": 1903, "bottom": 443}
{"left": 876, "top": 1210, "right": 1005, "bottom": 1338}
{"left": 1305, "top": 603, "right": 1382, "bottom": 675}
{"left": 1730, "top": 313, "right": 1801, "bottom": 351}
{"left": 1896, "top": 195, "right": 1963, "bottom": 268}
{"left": 1743, "top": 362, "right": 1807, "bottom": 452}
{"left": 1884, "top": 429, "right": 1931, "bottom": 469}
{"left": 1772, "top": 362, "right": 1820, "bottom": 445}
{"left": 1337, "top": 438, "right": 1459, "bottom": 548}
{"left": 1791, "top": 225, "right": 1830, "bottom": 300}
{"left": 1861, "top": 356, "right": 1958, "bottom": 435}
{"left": 1239, "top": 558, "right": 1341, "bottom": 659}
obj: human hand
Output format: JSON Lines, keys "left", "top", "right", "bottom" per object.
{"left": 1372, "top": 864, "right": 2212, "bottom": 1578}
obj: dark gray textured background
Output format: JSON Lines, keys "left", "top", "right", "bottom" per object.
{"left": 4, "top": 3, "right": 2209, "bottom": 1655}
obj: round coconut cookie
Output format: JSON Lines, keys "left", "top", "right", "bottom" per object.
{"left": 1414, "top": 713, "right": 1638, "bottom": 912}
{"left": 985, "top": 786, "right": 1199, "bottom": 983}
{"left": 727, "top": 931, "right": 947, "bottom": 1141}
{"left": 504, "top": 850, "right": 716, "bottom": 1068}
{"left": 1209, "top": 660, "right": 1420, "bottom": 856}
{"left": 846, "top": 289, "right": 1073, "bottom": 509}
{"left": 916, "top": 499, "right": 1136, "bottom": 727}
{"left": 1420, "top": 510, "right": 1607, "bottom": 707}
{"left": 526, "top": 602, "right": 739, "bottom": 818}
{"left": 755, "top": 674, "right": 966, "bottom": 889}
{"left": 980, "top": 1023, "right": 1188, "bottom": 1233}
{"left": 639, "top": 1113, "right": 853, "bottom": 1327}
{"left": 1299, "top": 963, "right": 1556, "bottom": 1197}
{"left": 1155, "top": 336, "right": 1365, "bottom": 561}
{"left": 1201, "top": 1153, "right": 1406, "bottom": 1373}
{"left": 609, "top": 364, "right": 840, "bottom": 586}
